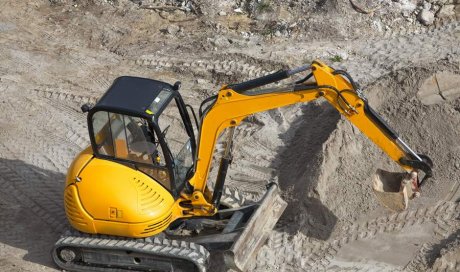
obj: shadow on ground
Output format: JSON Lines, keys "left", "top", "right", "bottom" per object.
{"left": 426, "top": 227, "right": 460, "bottom": 268}
{"left": 0, "top": 158, "right": 67, "bottom": 270}
{"left": 272, "top": 102, "right": 340, "bottom": 240}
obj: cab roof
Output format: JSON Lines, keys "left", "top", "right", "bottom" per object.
{"left": 92, "top": 76, "right": 175, "bottom": 119}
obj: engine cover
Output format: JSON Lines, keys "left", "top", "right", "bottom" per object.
{"left": 64, "top": 152, "right": 176, "bottom": 238}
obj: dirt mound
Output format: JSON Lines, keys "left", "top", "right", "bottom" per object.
{"left": 272, "top": 61, "right": 460, "bottom": 236}
{"left": 276, "top": 101, "right": 340, "bottom": 239}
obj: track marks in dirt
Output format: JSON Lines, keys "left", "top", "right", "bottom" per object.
{"left": 431, "top": 244, "right": 460, "bottom": 272}
{"left": 207, "top": 114, "right": 283, "bottom": 198}
{"left": 133, "top": 53, "right": 283, "bottom": 84}
{"left": 0, "top": 158, "right": 67, "bottom": 233}
{"left": 32, "top": 88, "right": 99, "bottom": 105}
{"left": 408, "top": 227, "right": 460, "bottom": 272}
{"left": 0, "top": 146, "right": 67, "bottom": 268}
{"left": 253, "top": 201, "right": 459, "bottom": 271}
{"left": 28, "top": 89, "right": 91, "bottom": 150}
{"left": 0, "top": 86, "right": 85, "bottom": 238}
{"left": 368, "top": 17, "right": 458, "bottom": 40}
{"left": 444, "top": 180, "right": 460, "bottom": 202}
{"left": 0, "top": 199, "right": 59, "bottom": 268}
{"left": 353, "top": 21, "right": 460, "bottom": 81}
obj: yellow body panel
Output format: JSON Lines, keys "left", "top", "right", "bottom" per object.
{"left": 65, "top": 146, "right": 93, "bottom": 187}
{"left": 64, "top": 184, "right": 96, "bottom": 233}
{"left": 65, "top": 154, "right": 177, "bottom": 237}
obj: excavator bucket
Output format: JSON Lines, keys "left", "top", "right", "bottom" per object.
{"left": 223, "top": 183, "right": 287, "bottom": 271}
{"left": 372, "top": 169, "right": 419, "bottom": 212}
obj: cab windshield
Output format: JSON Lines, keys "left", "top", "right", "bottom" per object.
{"left": 157, "top": 99, "right": 194, "bottom": 188}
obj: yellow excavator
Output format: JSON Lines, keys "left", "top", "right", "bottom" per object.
{"left": 53, "top": 60, "right": 432, "bottom": 272}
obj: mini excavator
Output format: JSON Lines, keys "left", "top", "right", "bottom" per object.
{"left": 53, "top": 60, "right": 433, "bottom": 272}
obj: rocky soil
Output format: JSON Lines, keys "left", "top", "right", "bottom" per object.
{"left": 0, "top": 0, "right": 459, "bottom": 271}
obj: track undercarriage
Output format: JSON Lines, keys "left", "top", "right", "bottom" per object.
{"left": 53, "top": 184, "right": 287, "bottom": 272}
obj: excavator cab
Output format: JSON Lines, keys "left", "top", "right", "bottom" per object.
{"left": 85, "top": 76, "right": 197, "bottom": 197}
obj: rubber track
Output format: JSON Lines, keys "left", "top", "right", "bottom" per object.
{"left": 53, "top": 232, "right": 210, "bottom": 272}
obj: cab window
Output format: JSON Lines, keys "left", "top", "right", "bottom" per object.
{"left": 91, "top": 111, "right": 171, "bottom": 190}
{"left": 92, "top": 111, "right": 114, "bottom": 156}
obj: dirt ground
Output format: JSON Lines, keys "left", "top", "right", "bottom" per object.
{"left": 0, "top": 0, "right": 459, "bottom": 271}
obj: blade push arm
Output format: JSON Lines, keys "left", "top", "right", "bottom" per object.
{"left": 189, "top": 61, "right": 432, "bottom": 199}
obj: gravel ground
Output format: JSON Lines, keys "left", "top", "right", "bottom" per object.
{"left": 0, "top": 0, "right": 459, "bottom": 271}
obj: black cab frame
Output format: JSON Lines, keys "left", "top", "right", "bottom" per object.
{"left": 86, "top": 76, "right": 197, "bottom": 197}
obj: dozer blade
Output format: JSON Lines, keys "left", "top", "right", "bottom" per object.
{"left": 372, "top": 169, "right": 419, "bottom": 212}
{"left": 223, "top": 183, "right": 287, "bottom": 272}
